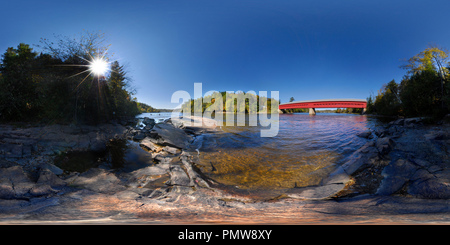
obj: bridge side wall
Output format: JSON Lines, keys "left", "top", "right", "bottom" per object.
{"left": 279, "top": 101, "right": 367, "bottom": 110}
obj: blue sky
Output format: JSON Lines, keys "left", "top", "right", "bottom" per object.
{"left": 1, "top": 0, "right": 450, "bottom": 109}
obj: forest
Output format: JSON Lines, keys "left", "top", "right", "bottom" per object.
{"left": 180, "top": 91, "right": 279, "bottom": 114}
{"left": 366, "top": 45, "right": 450, "bottom": 119}
{"left": 0, "top": 32, "right": 155, "bottom": 124}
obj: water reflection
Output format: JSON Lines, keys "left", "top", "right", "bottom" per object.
{"left": 193, "top": 113, "right": 381, "bottom": 199}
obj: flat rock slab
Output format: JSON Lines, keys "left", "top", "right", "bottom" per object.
{"left": 286, "top": 183, "right": 346, "bottom": 200}
{"left": 67, "top": 168, "right": 125, "bottom": 194}
{"left": 149, "top": 123, "right": 193, "bottom": 149}
{"left": 0, "top": 166, "right": 34, "bottom": 199}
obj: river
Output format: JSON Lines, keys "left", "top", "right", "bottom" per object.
{"left": 188, "top": 113, "right": 385, "bottom": 199}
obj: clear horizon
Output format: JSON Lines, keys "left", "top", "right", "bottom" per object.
{"left": 2, "top": 0, "right": 450, "bottom": 109}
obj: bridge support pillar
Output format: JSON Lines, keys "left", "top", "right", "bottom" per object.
{"left": 278, "top": 109, "right": 286, "bottom": 114}
{"left": 361, "top": 108, "right": 367, "bottom": 115}
{"left": 309, "top": 108, "right": 316, "bottom": 115}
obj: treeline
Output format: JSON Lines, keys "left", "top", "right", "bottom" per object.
{"left": 136, "top": 102, "right": 171, "bottom": 113}
{"left": 0, "top": 32, "right": 149, "bottom": 124}
{"left": 367, "top": 46, "right": 450, "bottom": 118}
{"left": 181, "top": 91, "right": 278, "bottom": 114}
{"left": 335, "top": 108, "right": 364, "bottom": 114}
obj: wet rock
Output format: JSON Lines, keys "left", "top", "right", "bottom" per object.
{"left": 356, "top": 131, "right": 372, "bottom": 139}
{"left": 286, "top": 183, "right": 347, "bottom": 200}
{"left": 132, "top": 132, "right": 146, "bottom": 141}
{"left": 163, "top": 146, "right": 180, "bottom": 155}
{"left": 143, "top": 117, "right": 156, "bottom": 129}
{"left": 139, "top": 138, "right": 162, "bottom": 152}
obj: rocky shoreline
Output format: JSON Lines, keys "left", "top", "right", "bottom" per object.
{"left": 0, "top": 116, "right": 450, "bottom": 224}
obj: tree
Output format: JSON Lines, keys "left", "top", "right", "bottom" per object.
{"left": 401, "top": 45, "right": 449, "bottom": 108}
{"left": 0, "top": 43, "right": 38, "bottom": 120}
{"left": 108, "top": 61, "right": 131, "bottom": 117}
{"left": 399, "top": 70, "right": 442, "bottom": 117}
{"left": 374, "top": 80, "right": 401, "bottom": 116}
{"left": 37, "top": 31, "right": 110, "bottom": 62}
{"left": 289, "top": 97, "right": 295, "bottom": 102}
{"left": 366, "top": 93, "right": 375, "bottom": 114}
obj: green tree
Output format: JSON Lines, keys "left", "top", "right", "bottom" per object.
{"left": 401, "top": 46, "right": 449, "bottom": 108}
{"left": 399, "top": 70, "right": 442, "bottom": 117}
{"left": 108, "top": 61, "right": 130, "bottom": 117}
{"left": 0, "top": 43, "right": 38, "bottom": 120}
{"left": 366, "top": 93, "right": 375, "bottom": 114}
{"left": 374, "top": 80, "right": 401, "bottom": 116}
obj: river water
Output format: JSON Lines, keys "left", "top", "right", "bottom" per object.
{"left": 134, "top": 112, "right": 385, "bottom": 199}
{"left": 189, "top": 113, "right": 385, "bottom": 199}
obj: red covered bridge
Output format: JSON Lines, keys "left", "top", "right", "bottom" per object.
{"left": 279, "top": 99, "right": 367, "bottom": 115}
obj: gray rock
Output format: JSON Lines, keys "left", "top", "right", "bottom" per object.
{"left": 150, "top": 123, "right": 193, "bottom": 149}
{"left": 132, "top": 132, "right": 146, "bottom": 141}
{"left": 424, "top": 132, "right": 445, "bottom": 141}
{"left": 286, "top": 183, "right": 346, "bottom": 200}
{"left": 404, "top": 117, "right": 424, "bottom": 126}
{"left": 29, "top": 184, "right": 59, "bottom": 197}
{"left": 376, "top": 176, "right": 408, "bottom": 196}
{"left": 408, "top": 178, "right": 450, "bottom": 199}
{"left": 0, "top": 166, "right": 34, "bottom": 199}
{"left": 163, "top": 146, "right": 181, "bottom": 155}
{"left": 356, "top": 131, "right": 372, "bottom": 139}
{"left": 340, "top": 141, "right": 378, "bottom": 175}
{"left": 376, "top": 137, "right": 395, "bottom": 155}
{"left": 382, "top": 159, "right": 418, "bottom": 179}
{"left": 139, "top": 138, "right": 162, "bottom": 152}
{"left": 39, "top": 163, "right": 64, "bottom": 175}
{"left": 389, "top": 119, "right": 404, "bottom": 126}
{"left": 374, "top": 128, "right": 387, "bottom": 138}
{"left": 143, "top": 117, "right": 156, "bottom": 128}
{"left": 68, "top": 168, "right": 125, "bottom": 194}
{"left": 36, "top": 168, "right": 66, "bottom": 189}
{"left": 167, "top": 166, "right": 191, "bottom": 186}
{"left": 376, "top": 159, "right": 418, "bottom": 196}
{"left": 89, "top": 139, "right": 107, "bottom": 152}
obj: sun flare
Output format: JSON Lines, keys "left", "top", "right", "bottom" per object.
{"left": 89, "top": 58, "right": 109, "bottom": 76}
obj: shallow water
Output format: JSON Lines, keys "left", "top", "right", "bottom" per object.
{"left": 191, "top": 113, "right": 384, "bottom": 199}
{"left": 136, "top": 112, "right": 172, "bottom": 124}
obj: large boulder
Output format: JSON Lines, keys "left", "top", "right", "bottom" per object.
{"left": 376, "top": 159, "right": 418, "bottom": 196}
{"left": 148, "top": 123, "right": 193, "bottom": 149}
{"left": 143, "top": 117, "right": 156, "bottom": 129}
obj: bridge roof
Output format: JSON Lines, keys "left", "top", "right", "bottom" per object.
{"left": 280, "top": 98, "right": 366, "bottom": 105}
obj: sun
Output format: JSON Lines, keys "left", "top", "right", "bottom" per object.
{"left": 89, "top": 57, "right": 109, "bottom": 76}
